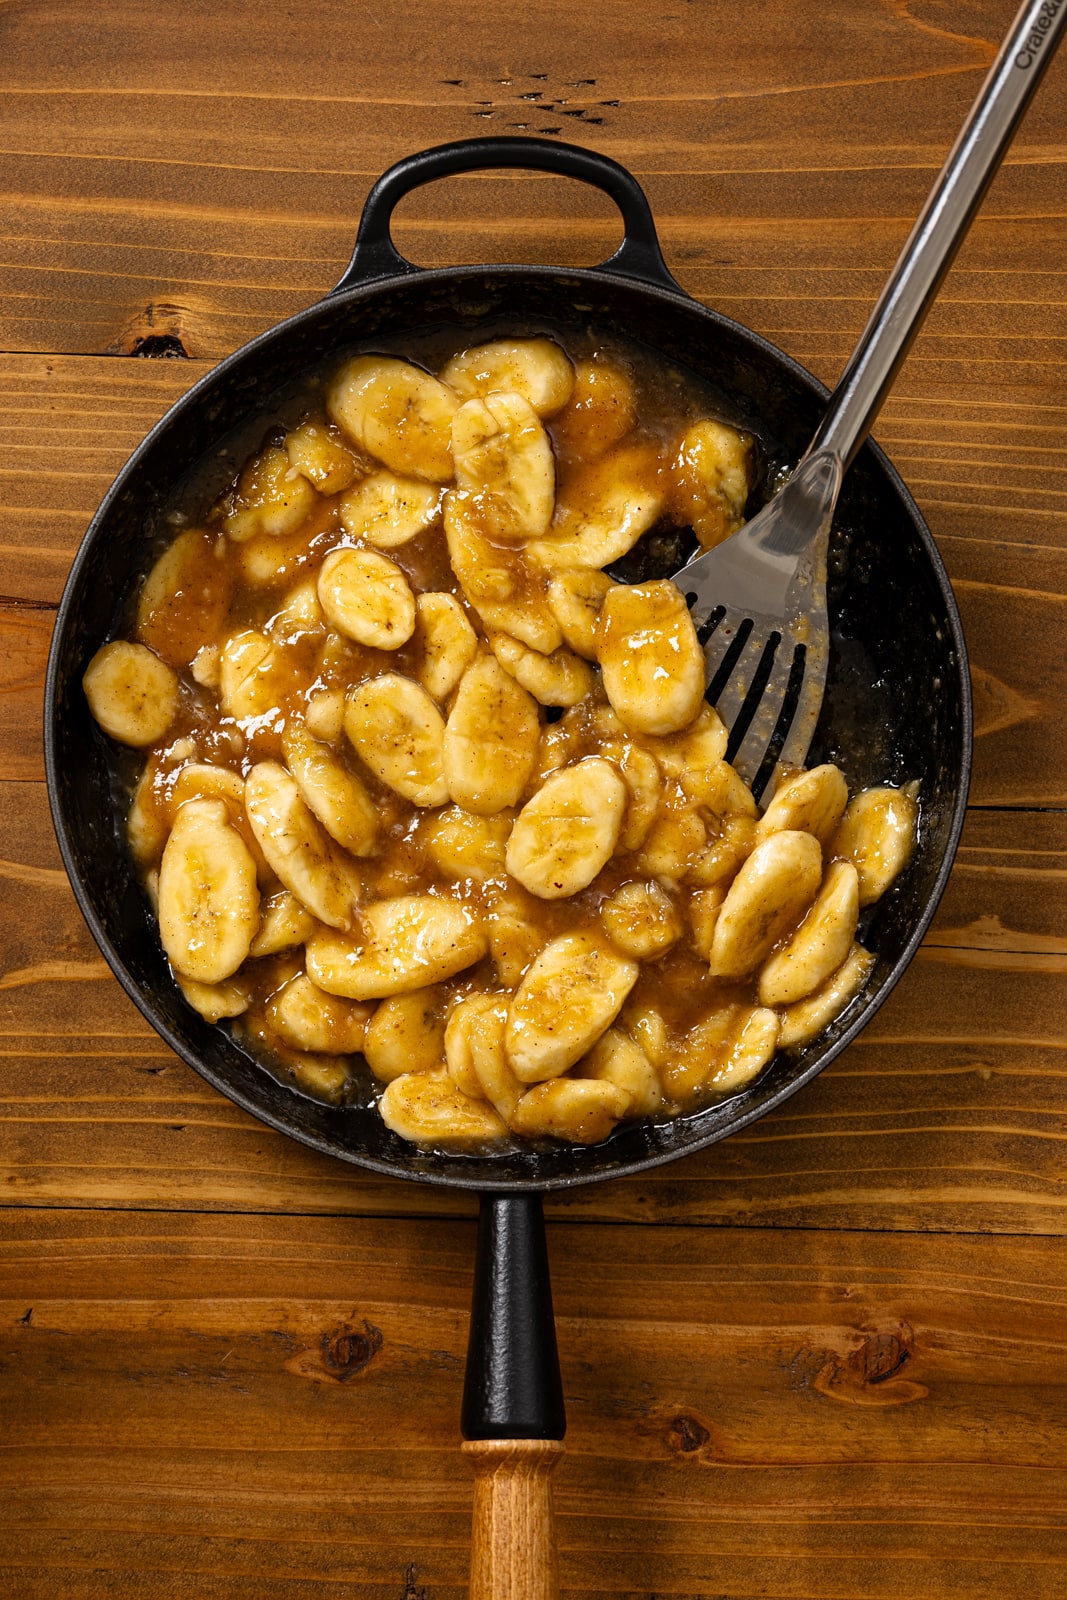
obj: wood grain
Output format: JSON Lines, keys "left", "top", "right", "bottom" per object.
{"left": 2, "top": 1209, "right": 1066, "bottom": 1599}
{"left": 2, "top": 782, "right": 1064, "bottom": 1233}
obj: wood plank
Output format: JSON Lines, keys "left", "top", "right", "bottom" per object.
{"left": 1, "top": 1209, "right": 1065, "bottom": 1598}
{"left": 3, "top": 782, "right": 1066, "bottom": 1232}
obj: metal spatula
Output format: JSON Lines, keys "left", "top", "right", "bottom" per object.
{"left": 679, "top": 0, "right": 1065, "bottom": 800}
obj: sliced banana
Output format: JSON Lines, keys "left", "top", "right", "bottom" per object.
{"left": 506, "top": 757, "right": 626, "bottom": 899}
{"left": 440, "top": 338, "right": 574, "bottom": 417}
{"left": 831, "top": 784, "right": 919, "bottom": 906}
{"left": 706, "top": 1006, "right": 779, "bottom": 1093}
{"left": 326, "top": 355, "right": 459, "bottom": 483}
{"left": 233, "top": 521, "right": 323, "bottom": 590}
{"left": 83, "top": 640, "right": 179, "bottom": 748}
{"left": 686, "top": 814, "right": 757, "bottom": 888}
{"left": 306, "top": 895, "right": 488, "bottom": 999}
{"left": 597, "top": 579, "right": 706, "bottom": 736}
{"left": 486, "top": 630, "right": 596, "bottom": 708}
{"left": 669, "top": 418, "right": 752, "bottom": 550}
{"left": 599, "top": 879, "right": 682, "bottom": 960}
{"left": 269, "top": 576, "right": 325, "bottom": 641}
{"left": 158, "top": 797, "right": 260, "bottom": 983}
{"left": 177, "top": 973, "right": 252, "bottom": 1022}
{"left": 708, "top": 829, "right": 823, "bottom": 980}
{"left": 506, "top": 932, "right": 639, "bottom": 1082}
{"left": 581, "top": 1026, "right": 663, "bottom": 1117}
{"left": 470, "top": 1002, "right": 525, "bottom": 1124}
{"left": 282, "top": 719, "right": 378, "bottom": 857}
{"left": 444, "top": 991, "right": 494, "bottom": 1098}
{"left": 218, "top": 630, "right": 289, "bottom": 721}
{"left": 338, "top": 470, "right": 443, "bottom": 549}
{"left": 451, "top": 391, "right": 555, "bottom": 542}
{"left": 248, "top": 889, "right": 315, "bottom": 958}
{"left": 136, "top": 528, "right": 232, "bottom": 669}
{"left": 412, "top": 592, "right": 479, "bottom": 702}
{"left": 444, "top": 491, "right": 562, "bottom": 654}
{"left": 485, "top": 888, "right": 548, "bottom": 987}
{"left": 172, "top": 762, "right": 246, "bottom": 811}
{"left": 343, "top": 673, "right": 448, "bottom": 807}
{"left": 651, "top": 703, "right": 730, "bottom": 782}
{"left": 659, "top": 1003, "right": 739, "bottom": 1103}
{"left": 268, "top": 973, "right": 372, "bottom": 1054}
{"left": 613, "top": 743, "right": 664, "bottom": 852}
{"left": 244, "top": 761, "right": 361, "bottom": 930}
{"left": 127, "top": 762, "right": 168, "bottom": 867}
{"left": 224, "top": 444, "right": 319, "bottom": 542}
{"left": 285, "top": 419, "right": 361, "bottom": 494}
{"left": 510, "top": 1078, "right": 630, "bottom": 1144}
{"left": 364, "top": 986, "right": 448, "bottom": 1083}
{"left": 317, "top": 547, "right": 416, "bottom": 650}
{"left": 777, "top": 943, "right": 876, "bottom": 1049}
{"left": 681, "top": 758, "right": 759, "bottom": 819}
{"left": 424, "top": 805, "right": 513, "bottom": 882}
{"left": 526, "top": 442, "right": 664, "bottom": 569}
{"left": 550, "top": 356, "right": 637, "bottom": 462}
{"left": 758, "top": 859, "right": 860, "bottom": 1006}
{"left": 379, "top": 1069, "right": 507, "bottom": 1144}
{"left": 443, "top": 654, "right": 540, "bottom": 814}
{"left": 633, "top": 788, "right": 707, "bottom": 882}
{"left": 546, "top": 569, "right": 618, "bottom": 660}
{"left": 687, "top": 885, "right": 726, "bottom": 961}
{"left": 756, "top": 763, "right": 849, "bottom": 846}
{"left": 305, "top": 688, "right": 346, "bottom": 743}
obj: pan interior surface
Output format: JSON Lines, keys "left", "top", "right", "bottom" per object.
{"left": 47, "top": 266, "right": 970, "bottom": 1191}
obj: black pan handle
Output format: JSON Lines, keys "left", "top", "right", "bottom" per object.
{"left": 331, "top": 135, "right": 682, "bottom": 295}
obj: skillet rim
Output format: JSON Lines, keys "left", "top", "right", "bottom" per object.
{"left": 44, "top": 256, "right": 973, "bottom": 1194}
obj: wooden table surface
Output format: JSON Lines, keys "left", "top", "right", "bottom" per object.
{"left": 3, "top": 1, "right": 1066, "bottom": 1595}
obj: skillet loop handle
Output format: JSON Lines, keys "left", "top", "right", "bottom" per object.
{"left": 332, "top": 135, "right": 682, "bottom": 295}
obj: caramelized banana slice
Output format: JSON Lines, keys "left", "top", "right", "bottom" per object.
{"left": 468, "top": 998, "right": 525, "bottom": 1124}
{"left": 597, "top": 579, "right": 705, "bottom": 735}
{"left": 158, "top": 798, "right": 260, "bottom": 983}
{"left": 248, "top": 889, "right": 315, "bottom": 958}
{"left": 344, "top": 674, "right": 448, "bottom": 807}
{"left": 338, "top": 470, "right": 443, "bottom": 549}
{"left": 650, "top": 703, "right": 729, "bottom": 783}
{"left": 326, "top": 355, "right": 459, "bottom": 483}
{"left": 510, "top": 1078, "right": 630, "bottom": 1144}
{"left": 218, "top": 630, "right": 289, "bottom": 720}
{"left": 177, "top": 973, "right": 251, "bottom": 1022}
{"left": 506, "top": 757, "right": 626, "bottom": 899}
{"left": 83, "top": 640, "right": 179, "bottom": 747}
{"left": 777, "top": 943, "right": 876, "bottom": 1049}
{"left": 758, "top": 860, "right": 860, "bottom": 1006}
{"left": 614, "top": 743, "right": 664, "bottom": 852}
{"left": 224, "top": 444, "right": 319, "bottom": 542}
{"left": 317, "top": 548, "right": 416, "bottom": 649}
{"left": 444, "top": 991, "right": 495, "bottom": 1098}
{"left": 485, "top": 887, "right": 548, "bottom": 988}
{"left": 709, "top": 829, "right": 823, "bottom": 979}
{"left": 413, "top": 592, "right": 479, "bottom": 702}
{"left": 581, "top": 1026, "right": 663, "bottom": 1117}
{"left": 451, "top": 391, "right": 555, "bottom": 541}
{"left": 546, "top": 569, "right": 618, "bottom": 660}
{"left": 526, "top": 442, "right": 664, "bottom": 569}
{"left": 486, "top": 630, "right": 595, "bottom": 708}
{"left": 444, "top": 491, "right": 562, "bottom": 654}
{"left": 756, "top": 763, "right": 849, "bottom": 846}
{"left": 599, "top": 880, "right": 682, "bottom": 960}
{"left": 443, "top": 654, "right": 540, "bottom": 814}
{"left": 268, "top": 973, "right": 372, "bottom": 1054}
{"left": 506, "top": 933, "right": 639, "bottom": 1082}
{"left": 706, "top": 1006, "right": 779, "bottom": 1093}
{"left": 669, "top": 418, "right": 752, "bottom": 550}
{"left": 307, "top": 896, "right": 488, "bottom": 999}
{"left": 831, "top": 784, "right": 919, "bottom": 906}
{"left": 633, "top": 788, "right": 707, "bottom": 883}
{"left": 245, "top": 761, "right": 361, "bottom": 930}
{"left": 440, "top": 338, "right": 574, "bottom": 417}
{"left": 136, "top": 528, "right": 232, "bottom": 669}
{"left": 285, "top": 419, "right": 361, "bottom": 494}
{"left": 380, "top": 1069, "right": 507, "bottom": 1144}
{"left": 550, "top": 356, "right": 637, "bottom": 462}
{"left": 282, "top": 719, "right": 378, "bottom": 857}
{"left": 364, "top": 987, "right": 447, "bottom": 1083}
{"left": 424, "top": 805, "right": 513, "bottom": 882}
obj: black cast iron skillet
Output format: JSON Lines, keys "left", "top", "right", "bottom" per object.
{"left": 45, "top": 138, "right": 972, "bottom": 1596}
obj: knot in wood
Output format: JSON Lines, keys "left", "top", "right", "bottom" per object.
{"left": 668, "top": 1412, "right": 711, "bottom": 1454}
{"left": 321, "top": 1318, "right": 383, "bottom": 1379}
{"left": 849, "top": 1323, "right": 912, "bottom": 1386}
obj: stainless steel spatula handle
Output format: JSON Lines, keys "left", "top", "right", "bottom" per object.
{"left": 810, "top": 0, "right": 1067, "bottom": 474}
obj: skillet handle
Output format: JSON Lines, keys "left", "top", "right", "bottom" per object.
{"left": 461, "top": 1193, "right": 565, "bottom": 1600}
{"left": 332, "top": 135, "right": 682, "bottom": 295}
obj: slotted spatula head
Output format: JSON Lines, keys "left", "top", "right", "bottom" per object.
{"left": 679, "top": 451, "right": 840, "bottom": 802}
